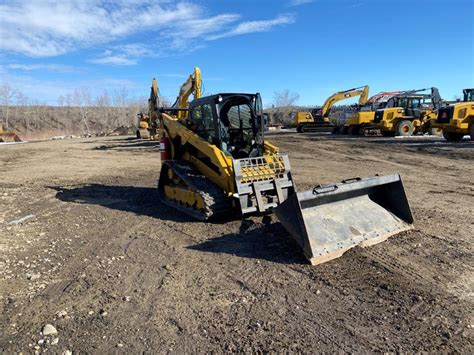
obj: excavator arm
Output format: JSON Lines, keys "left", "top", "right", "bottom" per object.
{"left": 148, "top": 78, "right": 160, "bottom": 124}
{"left": 384, "top": 87, "right": 443, "bottom": 109}
{"left": 174, "top": 67, "right": 202, "bottom": 120}
{"left": 319, "top": 85, "right": 369, "bottom": 118}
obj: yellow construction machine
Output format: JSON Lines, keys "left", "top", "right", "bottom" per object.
{"left": 431, "top": 88, "right": 474, "bottom": 141}
{"left": 0, "top": 125, "right": 21, "bottom": 143}
{"left": 339, "top": 91, "right": 401, "bottom": 135}
{"left": 295, "top": 86, "right": 369, "bottom": 133}
{"left": 136, "top": 112, "right": 151, "bottom": 139}
{"left": 136, "top": 78, "right": 163, "bottom": 139}
{"left": 372, "top": 88, "right": 443, "bottom": 137}
{"left": 152, "top": 67, "right": 414, "bottom": 265}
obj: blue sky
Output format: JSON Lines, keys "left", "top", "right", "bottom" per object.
{"left": 0, "top": 0, "right": 473, "bottom": 106}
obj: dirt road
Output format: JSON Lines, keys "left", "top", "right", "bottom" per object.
{"left": 1, "top": 134, "right": 473, "bottom": 352}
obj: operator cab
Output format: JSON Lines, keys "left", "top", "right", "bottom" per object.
{"left": 188, "top": 93, "right": 265, "bottom": 159}
{"left": 388, "top": 95, "right": 433, "bottom": 118}
{"left": 463, "top": 89, "right": 474, "bottom": 102}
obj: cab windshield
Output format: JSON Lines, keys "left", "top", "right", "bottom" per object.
{"left": 464, "top": 90, "right": 474, "bottom": 102}
{"left": 219, "top": 94, "right": 263, "bottom": 158}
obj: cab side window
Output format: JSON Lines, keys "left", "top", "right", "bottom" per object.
{"left": 191, "top": 104, "right": 216, "bottom": 143}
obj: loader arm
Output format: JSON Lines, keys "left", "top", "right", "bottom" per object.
{"left": 319, "top": 85, "right": 369, "bottom": 118}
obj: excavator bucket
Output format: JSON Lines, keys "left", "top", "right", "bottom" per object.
{"left": 274, "top": 174, "right": 413, "bottom": 265}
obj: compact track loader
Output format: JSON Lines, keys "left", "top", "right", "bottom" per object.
{"left": 153, "top": 68, "right": 413, "bottom": 265}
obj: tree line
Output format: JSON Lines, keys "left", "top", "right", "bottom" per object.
{"left": 1, "top": 82, "right": 350, "bottom": 136}
{"left": 0, "top": 83, "right": 147, "bottom": 137}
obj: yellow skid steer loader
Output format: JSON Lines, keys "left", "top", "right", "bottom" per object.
{"left": 153, "top": 68, "right": 413, "bottom": 265}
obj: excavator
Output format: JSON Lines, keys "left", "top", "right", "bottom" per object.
{"left": 136, "top": 78, "right": 162, "bottom": 140}
{"left": 338, "top": 91, "right": 401, "bottom": 135}
{"left": 296, "top": 86, "right": 369, "bottom": 133}
{"left": 0, "top": 125, "right": 21, "bottom": 143}
{"left": 431, "top": 88, "right": 474, "bottom": 141}
{"left": 152, "top": 67, "right": 413, "bottom": 265}
{"left": 372, "top": 88, "right": 443, "bottom": 137}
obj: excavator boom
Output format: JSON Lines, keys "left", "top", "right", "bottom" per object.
{"left": 174, "top": 67, "right": 202, "bottom": 120}
{"left": 319, "top": 85, "right": 369, "bottom": 117}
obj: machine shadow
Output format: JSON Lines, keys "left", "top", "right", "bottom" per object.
{"left": 92, "top": 140, "right": 160, "bottom": 151}
{"left": 187, "top": 221, "right": 307, "bottom": 265}
{"left": 51, "top": 184, "right": 192, "bottom": 223}
{"left": 368, "top": 139, "right": 473, "bottom": 149}
{"left": 52, "top": 184, "right": 307, "bottom": 264}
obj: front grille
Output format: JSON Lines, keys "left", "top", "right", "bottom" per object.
{"left": 373, "top": 111, "right": 384, "bottom": 123}
{"left": 235, "top": 155, "right": 287, "bottom": 183}
{"left": 437, "top": 106, "right": 454, "bottom": 123}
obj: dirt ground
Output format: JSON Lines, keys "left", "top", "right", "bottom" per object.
{"left": 1, "top": 134, "right": 473, "bottom": 353}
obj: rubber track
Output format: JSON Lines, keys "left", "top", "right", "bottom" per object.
{"left": 158, "top": 160, "right": 232, "bottom": 221}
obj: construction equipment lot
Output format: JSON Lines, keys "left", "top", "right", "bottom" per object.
{"left": 1, "top": 134, "right": 473, "bottom": 352}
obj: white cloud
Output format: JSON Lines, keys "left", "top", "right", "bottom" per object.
{"left": 0, "top": 1, "right": 220, "bottom": 57}
{"left": 289, "top": 0, "right": 314, "bottom": 6}
{"left": 0, "top": 1, "right": 297, "bottom": 59}
{"left": 89, "top": 43, "right": 158, "bottom": 66}
{"left": 6, "top": 63, "right": 78, "bottom": 73}
{"left": 207, "top": 14, "right": 296, "bottom": 40}
{"left": 89, "top": 56, "right": 137, "bottom": 66}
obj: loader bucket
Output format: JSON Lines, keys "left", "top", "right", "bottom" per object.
{"left": 274, "top": 174, "right": 413, "bottom": 265}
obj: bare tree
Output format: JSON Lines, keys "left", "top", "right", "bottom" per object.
{"left": 73, "top": 88, "right": 92, "bottom": 135}
{"left": 96, "top": 90, "right": 112, "bottom": 130}
{"left": 16, "top": 91, "right": 30, "bottom": 134}
{"left": 0, "top": 83, "right": 17, "bottom": 129}
{"left": 273, "top": 89, "right": 300, "bottom": 108}
{"left": 113, "top": 87, "right": 129, "bottom": 127}
{"left": 272, "top": 89, "right": 300, "bottom": 126}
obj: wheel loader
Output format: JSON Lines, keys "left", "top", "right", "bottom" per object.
{"left": 153, "top": 68, "right": 414, "bottom": 265}
{"left": 296, "top": 86, "right": 369, "bottom": 133}
{"left": 0, "top": 125, "right": 21, "bottom": 143}
{"left": 431, "top": 88, "right": 474, "bottom": 142}
{"left": 372, "top": 88, "right": 444, "bottom": 137}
